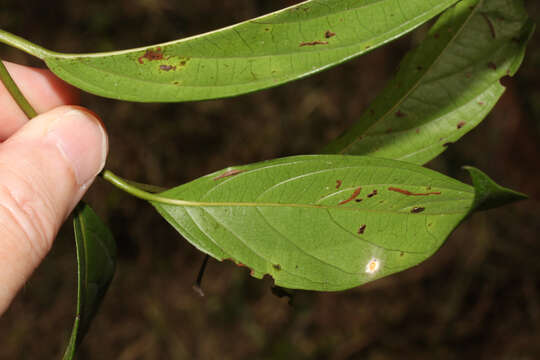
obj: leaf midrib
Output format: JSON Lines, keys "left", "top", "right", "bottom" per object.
{"left": 153, "top": 195, "right": 471, "bottom": 216}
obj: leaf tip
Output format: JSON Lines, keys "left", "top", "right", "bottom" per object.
{"left": 463, "top": 166, "right": 527, "bottom": 212}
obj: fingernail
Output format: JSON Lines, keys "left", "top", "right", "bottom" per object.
{"left": 46, "top": 108, "right": 108, "bottom": 186}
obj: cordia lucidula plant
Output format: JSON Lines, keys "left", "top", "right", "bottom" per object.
{"left": 0, "top": 0, "right": 534, "bottom": 357}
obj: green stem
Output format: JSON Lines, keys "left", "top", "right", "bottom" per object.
{"left": 123, "top": 179, "right": 166, "bottom": 194}
{"left": 101, "top": 170, "right": 158, "bottom": 201}
{"left": 0, "top": 60, "right": 37, "bottom": 118}
{"left": 101, "top": 170, "right": 190, "bottom": 206}
{"left": 0, "top": 29, "right": 51, "bottom": 59}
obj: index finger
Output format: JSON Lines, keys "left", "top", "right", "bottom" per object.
{"left": 0, "top": 61, "right": 79, "bottom": 140}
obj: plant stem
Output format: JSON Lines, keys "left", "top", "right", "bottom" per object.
{"left": 123, "top": 179, "right": 166, "bottom": 194}
{"left": 101, "top": 170, "right": 191, "bottom": 205}
{"left": 101, "top": 170, "right": 161, "bottom": 202}
{"left": 0, "top": 60, "right": 37, "bottom": 118}
{"left": 0, "top": 29, "right": 51, "bottom": 59}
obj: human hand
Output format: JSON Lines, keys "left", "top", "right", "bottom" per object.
{"left": 0, "top": 61, "right": 108, "bottom": 314}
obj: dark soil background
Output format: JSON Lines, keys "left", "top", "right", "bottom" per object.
{"left": 1, "top": 1, "right": 540, "bottom": 359}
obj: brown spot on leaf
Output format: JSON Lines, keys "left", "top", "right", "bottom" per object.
{"left": 478, "top": 101, "right": 485, "bottom": 105}
{"left": 299, "top": 40, "right": 329, "bottom": 47}
{"left": 273, "top": 264, "right": 281, "bottom": 271}
{"left": 224, "top": 258, "right": 252, "bottom": 272}
{"left": 415, "top": 128, "right": 420, "bottom": 134}
{"left": 358, "top": 224, "right": 366, "bottom": 234}
{"left": 367, "top": 189, "right": 378, "bottom": 198}
{"left": 411, "top": 207, "right": 425, "bottom": 213}
{"left": 339, "top": 187, "right": 362, "bottom": 205}
{"left": 159, "top": 64, "right": 176, "bottom": 71}
{"left": 400, "top": 251, "right": 404, "bottom": 257}
{"left": 395, "top": 110, "right": 406, "bottom": 118}
{"left": 336, "top": 180, "right": 342, "bottom": 189}
{"left": 480, "top": 13, "right": 496, "bottom": 39}
{"left": 138, "top": 47, "right": 164, "bottom": 64}
{"left": 325, "top": 30, "right": 336, "bottom": 39}
{"left": 488, "top": 62, "right": 497, "bottom": 70}
{"left": 388, "top": 187, "right": 441, "bottom": 196}
{"left": 213, "top": 169, "right": 244, "bottom": 181}
{"left": 457, "top": 121, "right": 466, "bottom": 129}
{"left": 355, "top": 198, "right": 363, "bottom": 203}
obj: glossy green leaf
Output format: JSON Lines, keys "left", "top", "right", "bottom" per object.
{"left": 147, "top": 155, "right": 478, "bottom": 291}
{"left": 464, "top": 166, "right": 527, "bottom": 212}
{"left": 63, "top": 203, "right": 116, "bottom": 360}
{"left": 323, "top": 0, "right": 534, "bottom": 164}
{"left": 0, "top": 0, "right": 459, "bottom": 102}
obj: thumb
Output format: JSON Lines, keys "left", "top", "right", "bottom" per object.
{"left": 0, "top": 105, "right": 108, "bottom": 314}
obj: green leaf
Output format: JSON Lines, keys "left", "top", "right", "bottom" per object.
{"left": 63, "top": 203, "right": 116, "bottom": 360}
{"left": 323, "top": 0, "right": 534, "bottom": 164}
{"left": 0, "top": 0, "right": 459, "bottom": 102}
{"left": 149, "top": 155, "right": 476, "bottom": 291}
{"left": 463, "top": 166, "right": 527, "bottom": 212}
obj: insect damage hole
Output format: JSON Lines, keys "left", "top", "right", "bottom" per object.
{"left": 365, "top": 258, "right": 380, "bottom": 274}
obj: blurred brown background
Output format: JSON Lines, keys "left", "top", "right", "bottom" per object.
{"left": 1, "top": 1, "right": 539, "bottom": 359}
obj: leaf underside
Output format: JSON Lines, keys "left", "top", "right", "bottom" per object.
{"left": 323, "top": 0, "right": 534, "bottom": 165}
{"left": 63, "top": 203, "right": 116, "bottom": 360}
{"left": 152, "top": 155, "right": 475, "bottom": 291}
{"left": 36, "top": 0, "right": 460, "bottom": 102}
